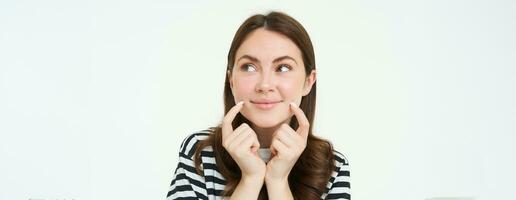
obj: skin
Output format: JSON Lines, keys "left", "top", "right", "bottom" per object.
{"left": 223, "top": 28, "right": 316, "bottom": 199}
{"left": 228, "top": 28, "right": 316, "bottom": 147}
{"left": 222, "top": 102, "right": 310, "bottom": 200}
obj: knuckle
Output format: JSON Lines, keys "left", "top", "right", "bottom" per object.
{"left": 301, "top": 121, "right": 310, "bottom": 128}
{"left": 236, "top": 123, "right": 246, "bottom": 130}
{"left": 281, "top": 124, "right": 290, "bottom": 129}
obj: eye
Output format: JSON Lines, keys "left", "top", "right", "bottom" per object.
{"left": 241, "top": 63, "right": 257, "bottom": 72}
{"left": 277, "top": 64, "right": 291, "bottom": 72}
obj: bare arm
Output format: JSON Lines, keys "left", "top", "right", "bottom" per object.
{"left": 230, "top": 175, "right": 264, "bottom": 200}
{"left": 265, "top": 178, "right": 293, "bottom": 200}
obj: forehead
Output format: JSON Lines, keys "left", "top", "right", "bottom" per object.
{"left": 235, "top": 28, "right": 302, "bottom": 62}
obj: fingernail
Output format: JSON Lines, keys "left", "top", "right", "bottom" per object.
{"left": 237, "top": 101, "right": 244, "bottom": 105}
{"left": 290, "top": 102, "right": 297, "bottom": 107}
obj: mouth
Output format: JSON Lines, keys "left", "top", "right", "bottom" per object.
{"left": 250, "top": 100, "right": 282, "bottom": 110}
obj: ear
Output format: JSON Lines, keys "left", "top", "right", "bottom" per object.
{"left": 227, "top": 70, "right": 233, "bottom": 89}
{"left": 302, "top": 69, "right": 316, "bottom": 96}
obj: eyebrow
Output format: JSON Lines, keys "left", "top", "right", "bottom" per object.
{"left": 236, "top": 54, "right": 298, "bottom": 65}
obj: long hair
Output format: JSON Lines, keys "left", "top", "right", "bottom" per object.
{"left": 193, "top": 11, "right": 335, "bottom": 199}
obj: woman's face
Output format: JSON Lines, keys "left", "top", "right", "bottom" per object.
{"left": 229, "top": 28, "right": 316, "bottom": 129}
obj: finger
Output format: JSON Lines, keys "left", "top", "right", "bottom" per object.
{"left": 279, "top": 123, "right": 297, "bottom": 136}
{"left": 249, "top": 130, "right": 260, "bottom": 152}
{"left": 270, "top": 140, "right": 278, "bottom": 157}
{"left": 222, "top": 101, "right": 244, "bottom": 136}
{"left": 223, "top": 123, "right": 249, "bottom": 148}
{"left": 251, "top": 138, "right": 260, "bottom": 152}
{"left": 290, "top": 102, "right": 310, "bottom": 137}
{"left": 275, "top": 128, "right": 296, "bottom": 149}
{"left": 228, "top": 128, "right": 252, "bottom": 150}
{"left": 241, "top": 133, "right": 260, "bottom": 152}
{"left": 270, "top": 138, "right": 290, "bottom": 158}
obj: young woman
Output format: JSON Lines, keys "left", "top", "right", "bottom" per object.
{"left": 167, "top": 11, "right": 350, "bottom": 200}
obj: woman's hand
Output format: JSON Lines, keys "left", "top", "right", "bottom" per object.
{"left": 265, "top": 102, "right": 309, "bottom": 183}
{"left": 222, "top": 101, "right": 266, "bottom": 181}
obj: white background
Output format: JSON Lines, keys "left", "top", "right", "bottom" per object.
{"left": 1, "top": 0, "right": 515, "bottom": 200}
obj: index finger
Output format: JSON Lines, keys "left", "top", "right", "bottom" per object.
{"left": 222, "top": 101, "right": 244, "bottom": 135}
{"left": 290, "top": 102, "right": 310, "bottom": 137}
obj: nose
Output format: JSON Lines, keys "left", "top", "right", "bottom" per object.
{"left": 256, "top": 72, "right": 275, "bottom": 94}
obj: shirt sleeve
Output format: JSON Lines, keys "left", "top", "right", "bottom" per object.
{"left": 166, "top": 135, "right": 209, "bottom": 200}
{"left": 324, "top": 153, "right": 351, "bottom": 200}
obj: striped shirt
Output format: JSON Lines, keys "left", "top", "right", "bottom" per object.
{"left": 167, "top": 130, "right": 351, "bottom": 200}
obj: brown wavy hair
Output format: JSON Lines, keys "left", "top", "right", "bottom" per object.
{"left": 193, "top": 11, "right": 335, "bottom": 199}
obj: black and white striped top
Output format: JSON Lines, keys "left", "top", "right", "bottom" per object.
{"left": 167, "top": 130, "right": 351, "bottom": 200}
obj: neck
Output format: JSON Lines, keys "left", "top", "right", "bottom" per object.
{"left": 251, "top": 119, "right": 291, "bottom": 148}
{"left": 251, "top": 125, "right": 277, "bottom": 148}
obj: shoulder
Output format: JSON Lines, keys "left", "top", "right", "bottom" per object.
{"left": 332, "top": 149, "right": 350, "bottom": 178}
{"left": 178, "top": 128, "right": 214, "bottom": 158}
{"left": 332, "top": 149, "right": 349, "bottom": 167}
{"left": 326, "top": 149, "right": 351, "bottom": 199}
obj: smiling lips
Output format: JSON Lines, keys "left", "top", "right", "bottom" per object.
{"left": 250, "top": 100, "right": 282, "bottom": 110}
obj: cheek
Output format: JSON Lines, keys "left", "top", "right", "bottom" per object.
{"left": 277, "top": 80, "right": 304, "bottom": 100}
{"left": 232, "top": 78, "right": 255, "bottom": 100}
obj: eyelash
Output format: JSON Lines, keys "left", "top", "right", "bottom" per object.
{"left": 240, "top": 64, "right": 256, "bottom": 72}
{"left": 240, "top": 64, "right": 292, "bottom": 72}
{"left": 277, "top": 64, "right": 292, "bottom": 72}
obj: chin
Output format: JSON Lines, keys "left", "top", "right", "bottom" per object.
{"left": 244, "top": 113, "right": 290, "bottom": 128}
{"left": 240, "top": 107, "right": 290, "bottom": 128}
{"left": 250, "top": 119, "right": 282, "bottom": 128}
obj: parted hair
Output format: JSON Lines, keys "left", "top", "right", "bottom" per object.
{"left": 193, "top": 11, "right": 336, "bottom": 199}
